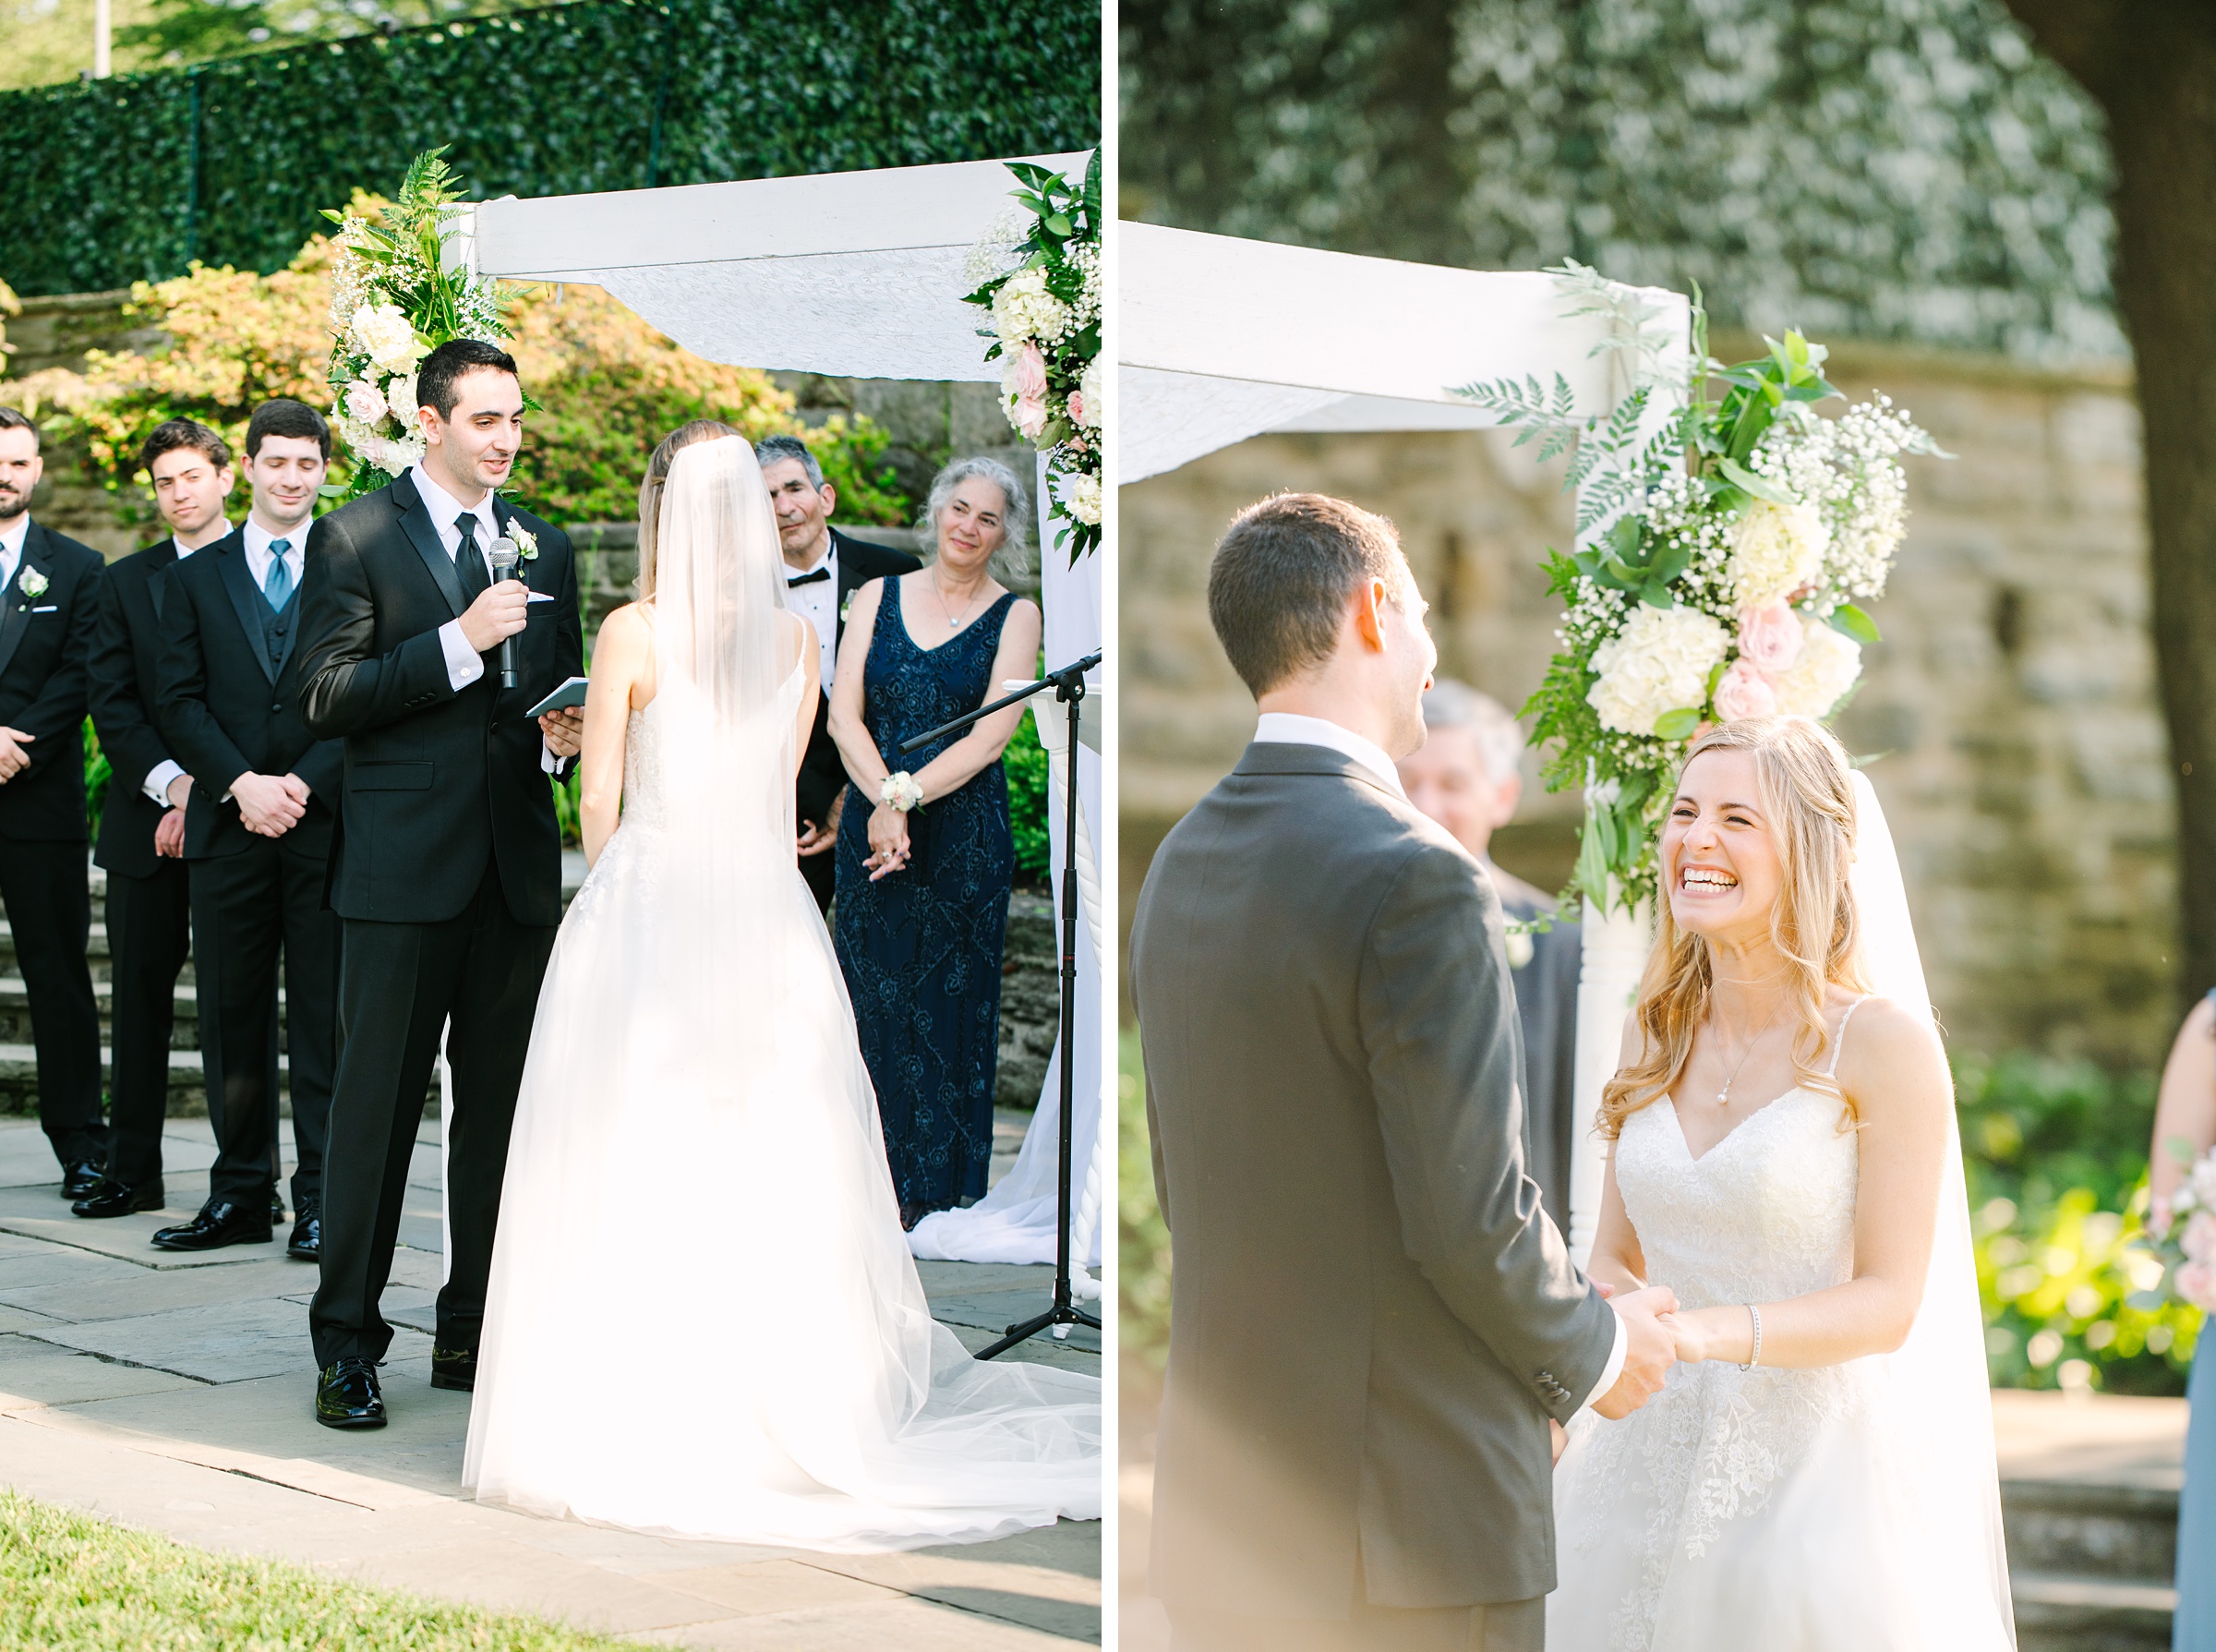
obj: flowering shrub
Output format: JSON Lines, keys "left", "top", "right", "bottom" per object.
{"left": 963, "top": 152, "right": 1102, "bottom": 562}
{"left": 1457, "top": 267, "right": 1945, "bottom": 911}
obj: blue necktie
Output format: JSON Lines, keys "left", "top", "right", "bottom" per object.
{"left": 263, "top": 541, "right": 294, "bottom": 610}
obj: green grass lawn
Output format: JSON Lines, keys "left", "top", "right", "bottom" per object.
{"left": 0, "top": 1489, "right": 631, "bottom": 1651}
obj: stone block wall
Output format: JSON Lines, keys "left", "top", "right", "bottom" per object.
{"left": 1121, "top": 339, "right": 2177, "bottom": 1069}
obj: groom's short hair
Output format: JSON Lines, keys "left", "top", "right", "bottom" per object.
{"left": 418, "top": 339, "right": 520, "bottom": 421}
{"left": 1208, "top": 492, "right": 1412, "bottom": 696}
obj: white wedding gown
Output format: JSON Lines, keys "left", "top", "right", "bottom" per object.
{"left": 462, "top": 669, "right": 1102, "bottom": 1550}
{"left": 1548, "top": 1002, "right": 2012, "bottom": 1650}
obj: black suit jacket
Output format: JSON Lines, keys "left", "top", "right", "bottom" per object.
{"left": 796, "top": 527, "right": 921, "bottom": 827}
{"left": 89, "top": 537, "right": 185, "bottom": 877}
{"left": 1494, "top": 864, "right": 1583, "bottom": 1224}
{"left": 297, "top": 473, "right": 581, "bottom": 926}
{"left": 155, "top": 529, "right": 344, "bottom": 862}
{"left": 0, "top": 521, "right": 104, "bottom": 843}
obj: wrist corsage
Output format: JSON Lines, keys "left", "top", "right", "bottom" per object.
{"left": 880, "top": 772, "right": 924, "bottom": 814}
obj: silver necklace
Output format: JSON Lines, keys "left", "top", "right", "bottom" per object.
{"left": 931, "top": 572, "right": 984, "bottom": 630}
{"left": 1713, "top": 1010, "right": 1785, "bottom": 1107}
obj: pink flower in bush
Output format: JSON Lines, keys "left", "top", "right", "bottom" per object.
{"left": 1713, "top": 657, "right": 1779, "bottom": 721}
{"left": 2177, "top": 1260, "right": 2216, "bottom": 1312}
{"left": 1737, "top": 600, "right": 1803, "bottom": 674}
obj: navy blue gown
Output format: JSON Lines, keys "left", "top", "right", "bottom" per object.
{"left": 835, "top": 586, "right": 1018, "bottom": 1223}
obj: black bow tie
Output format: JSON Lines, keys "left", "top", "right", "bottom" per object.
{"left": 787, "top": 567, "right": 831, "bottom": 588}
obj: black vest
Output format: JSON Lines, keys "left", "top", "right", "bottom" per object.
{"left": 253, "top": 579, "right": 298, "bottom": 676}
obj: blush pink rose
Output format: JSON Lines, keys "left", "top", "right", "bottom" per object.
{"left": 1067, "top": 389, "right": 1088, "bottom": 427}
{"left": 2178, "top": 1260, "right": 2216, "bottom": 1312}
{"left": 1011, "top": 343, "right": 1051, "bottom": 440}
{"left": 1713, "top": 658, "right": 1779, "bottom": 722}
{"left": 1737, "top": 600, "right": 1803, "bottom": 673}
{"left": 2185, "top": 1209, "right": 2216, "bottom": 1265}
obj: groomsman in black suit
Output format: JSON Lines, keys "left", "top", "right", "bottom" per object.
{"left": 75, "top": 420, "right": 235, "bottom": 1219}
{"left": 297, "top": 341, "right": 583, "bottom": 1429}
{"left": 757, "top": 434, "right": 920, "bottom": 913}
{"left": 155, "top": 401, "right": 346, "bottom": 1259}
{"left": 0, "top": 408, "right": 107, "bottom": 1197}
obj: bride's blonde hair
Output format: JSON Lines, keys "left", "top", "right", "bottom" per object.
{"left": 1599, "top": 716, "right": 1871, "bottom": 1140}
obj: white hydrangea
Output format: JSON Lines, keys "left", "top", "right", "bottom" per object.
{"left": 350, "top": 302, "right": 425, "bottom": 374}
{"left": 991, "top": 268, "right": 1072, "bottom": 347}
{"left": 343, "top": 378, "right": 387, "bottom": 428}
{"left": 1058, "top": 471, "right": 1102, "bottom": 526}
{"left": 382, "top": 371, "right": 419, "bottom": 427}
{"left": 1078, "top": 359, "right": 1102, "bottom": 431}
{"left": 1586, "top": 604, "right": 1729, "bottom": 736}
{"left": 1771, "top": 617, "right": 1862, "bottom": 717}
{"left": 1728, "top": 497, "right": 1829, "bottom": 609}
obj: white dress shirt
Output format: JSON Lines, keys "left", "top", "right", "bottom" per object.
{"left": 0, "top": 511, "right": 30, "bottom": 594}
{"left": 408, "top": 464, "right": 559, "bottom": 773}
{"left": 1251, "top": 706, "right": 1630, "bottom": 1410}
{"left": 241, "top": 514, "right": 306, "bottom": 598}
{"left": 141, "top": 532, "right": 220, "bottom": 808}
{"left": 784, "top": 537, "right": 839, "bottom": 688}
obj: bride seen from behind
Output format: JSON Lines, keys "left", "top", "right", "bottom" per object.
{"left": 461, "top": 428, "right": 1101, "bottom": 1551}
{"left": 1551, "top": 717, "right": 2015, "bottom": 1650}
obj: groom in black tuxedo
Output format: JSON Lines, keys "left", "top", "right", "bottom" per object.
{"left": 298, "top": 340, "right": 583, "bottom": 1429}
{"left": 757, "top": 435, "right": 919, "bottom": 913}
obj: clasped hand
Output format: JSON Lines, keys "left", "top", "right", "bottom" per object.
{"left": 865, "top": 802, "right": 910, "bottom": 881}
{"left": 0, "top": 725, "right": 34, "bottom": 782}
{"left": 234, "top": 772, "right": 309, "bottom": 837}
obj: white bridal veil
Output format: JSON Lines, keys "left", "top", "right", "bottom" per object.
{"left": 1849, "top": 769, "right": 2017, "bottom": 1646}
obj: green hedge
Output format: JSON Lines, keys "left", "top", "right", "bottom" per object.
{"left": 1, "top": 0, "right": 1100, "bottom": 297}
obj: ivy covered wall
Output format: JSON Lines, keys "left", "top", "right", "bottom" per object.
{"left": 1120, "top": 0, "right": 2117, "bottom": 362}
{"left": 4, "top": 0, "right": 1102, "bottom": 297}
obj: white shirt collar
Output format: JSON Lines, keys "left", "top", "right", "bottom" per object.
{"left": 0, "top": 512, "right": 30, "bottom": 573}
{"left": 788, "top": 534, "right": 837, "bottom": 581}
{"left": 409, "top": 463, "right": 499, "bottom": 549}
{"left": 242, "top": 514, "right": 305, "bottom": 560}
{"left": 170, "top": 523, "right": 227, "bottom": 560}
{"left": 1252, "top": 712, "right": 1408, "bottom": 800}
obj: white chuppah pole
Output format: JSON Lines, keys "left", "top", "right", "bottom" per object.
{"left": 1566, "top": 894, "right": 1649, "bottom": 1267}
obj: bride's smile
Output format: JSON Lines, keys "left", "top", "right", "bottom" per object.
{"left": 1660, "top": 749, "right": 1785, "bottom": 942}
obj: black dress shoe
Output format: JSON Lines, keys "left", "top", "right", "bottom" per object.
{"left": 429, "top": 1345, "right": 476, "bottom": 1392}
{"left": 150, "top": 1200, "right": 273, "bottom": 1252}
{"left": 315, "top": 1357, "right": 385, "bottom": 1429}
{"left": 270, "top": 1189, "right": 286, "bottom": 1226}
{"left": 286, "top": 1203, "right": 320, "bottom": 1261}
{"left": 59, "top": 1159, "right": 105, "bottom": 1201}
{"left": 71, "top": 1178, "right": 163, "bottom": 1219}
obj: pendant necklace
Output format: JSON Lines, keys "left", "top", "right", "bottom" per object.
{"left": 933, "top": 573, "right": 982, "bottom": 631}
{"left": 1715, "top": 1009, "right": 1784, "bottom": 1107}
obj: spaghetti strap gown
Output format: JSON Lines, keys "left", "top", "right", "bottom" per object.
{"left": 834, "top": 589, "right": 1018, "bottom": 1220}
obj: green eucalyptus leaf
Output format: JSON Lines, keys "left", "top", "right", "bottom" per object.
{"left": 1648, "top": 542, "right": 1692, "bottom": 585}
{"left": 1829, "top": 603, "right": 1882, "bottom": 645}
{"left": 1639, "top": 583, "right": 1675, "bottom": 609}
{"left": 1716, "top": 456, "right": 1795, "bottom": 507}
{"left": 1653, "top": 706, "right": 1703, "bottom": 741}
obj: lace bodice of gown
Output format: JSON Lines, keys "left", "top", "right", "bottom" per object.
{"left": 620, "top": 702, "right": 668, "bottom": 833}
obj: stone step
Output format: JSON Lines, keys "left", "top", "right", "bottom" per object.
{"left": 0, "top": 921, "right": 165, "bottom": 987}
{"left": 2002, "top": 1477, "right": 2179, "bottom": 1582}
{"left": 2010, "top": 1570, "right": 2177, "bottom": 1652}
{"left": 0, "top": 975, "right": 214, "bottom": 1051}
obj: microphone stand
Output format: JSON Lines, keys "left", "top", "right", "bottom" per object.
{"left": 899, "top": 650, "right": 1103, "bottom": 1358}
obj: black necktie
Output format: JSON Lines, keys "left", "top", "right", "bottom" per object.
{"left": 454, "top": 514, "right": 488, "bottom": 602}
{"left": 787, "top": 566, "right": 831, "bottom": 588}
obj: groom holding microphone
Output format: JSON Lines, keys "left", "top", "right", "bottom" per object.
{"left": 297, "top": 340, "right": 583, "bottom": 1430}
{"left": 1132, "top": 493, "right": 1680, "bottom": 1652}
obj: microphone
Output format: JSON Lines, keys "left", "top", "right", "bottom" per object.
{"left": 488, "top": 536, "right": 521, "bottom": 689}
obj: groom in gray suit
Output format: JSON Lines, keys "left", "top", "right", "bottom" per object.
{"left": 1131, "top": 493, "right": 1679, "bottom": 1652}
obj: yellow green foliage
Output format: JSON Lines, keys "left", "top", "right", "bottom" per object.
{"left": 7, "top": 218, "right": 906, "bottom": 531}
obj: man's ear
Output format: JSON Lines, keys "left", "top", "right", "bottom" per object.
{"left": 820, "top": 481, "right": 837, "bottom": 518}
{"left": 1494, "top": 770, "right": 1524, "bottom": 829}
{"left": 1350, "top": 577, "right": 1390, "bottom": 652}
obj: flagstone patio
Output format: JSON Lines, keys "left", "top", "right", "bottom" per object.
{"left": 0, "top": 1111, "right": 1100, "bottom": 1648}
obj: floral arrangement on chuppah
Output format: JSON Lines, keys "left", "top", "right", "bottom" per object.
{"left": 1453, "top": 266, "right": 1947, "bottom": 913}
{"left": 2142, "top": 1142, "right": 2216, "bottom": 1313}
{"left": 322, "top": 149, "right": 515, "bottom": 501}
{"left": 962, "top": 151, "right": 1102, "bottom": 563}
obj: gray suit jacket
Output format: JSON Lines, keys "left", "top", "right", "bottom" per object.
{"left": 1130, "top": 743, "right": 1617, "bottom": 1619}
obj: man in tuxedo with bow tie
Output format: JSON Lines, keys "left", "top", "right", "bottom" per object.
{"left": 0, "top": 407, "right": 107, "bottom": 1198}
{"left": 298, "top": 340, "right": 583, "bottom": 1429}
{"left": 758, "top": 435, "right": 920, "bottom": 913}
{"left": 76, "top": 419, "right": 236, "bottom": 1222}
{"left": 153, "top": 401, "right": 346, "bottom": 1259}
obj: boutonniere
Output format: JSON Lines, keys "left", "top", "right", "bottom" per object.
{"left": 507, "top": 523, "right": 540, "bottom": 561}
{"left": 839, "top": 589, "right": 855, "bottom": 623}
{"left": 18, "top": 569, "right": 48, "bottom": 601}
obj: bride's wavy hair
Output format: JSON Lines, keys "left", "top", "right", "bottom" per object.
{"left": 637, "top": 419, "right": 742, "bottom": 597}
{"left": 1599, "top": 716, "right": 1872, "bottom": 1140}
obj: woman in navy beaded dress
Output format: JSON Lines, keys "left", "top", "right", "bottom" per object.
{"left": 829, "top": 457, "right": 1042, "bottom": 1229}
{"left": 2154, "top": 991, "right": 2216, "bottom": 1652}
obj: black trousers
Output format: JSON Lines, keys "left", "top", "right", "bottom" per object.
{"left": 0, "top": 834, "right": 103, "bottom": 1165}
{"left": 103, "top": 860, "right": 191, "bottom": 1190}
{"left": 188, "top": 836, "right": 338, "bottom": 1210}
{"left": 308, "top": 861, "right": 555, "bottom": 1368}
{"left": 799, "top": 835, "right": 836, "bottom": 913}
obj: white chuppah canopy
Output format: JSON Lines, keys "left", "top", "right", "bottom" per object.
{"left": 1120, "top": 222, "right": 1692, "bottom": 1262}
{"left": 460, "top": 153, "right": 1106, "bottom": 1279}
